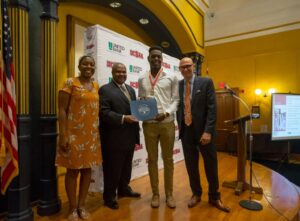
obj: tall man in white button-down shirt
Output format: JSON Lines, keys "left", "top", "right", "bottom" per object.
{"left": 138, "top": 46, "right": 179, "bottom": 208}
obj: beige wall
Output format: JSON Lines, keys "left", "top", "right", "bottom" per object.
{"left": 203, "top": 29, "right": 300, "bottom": 132}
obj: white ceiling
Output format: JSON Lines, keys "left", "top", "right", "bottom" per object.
{"left": 202, "top": 0, "right": 300, "bottom": 45}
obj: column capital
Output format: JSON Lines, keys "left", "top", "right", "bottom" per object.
{"left": 40, "top": 0, "right": 59, "bottom": 21}
{"left": 9, "top": 0, "right": 29, "bottom": 11}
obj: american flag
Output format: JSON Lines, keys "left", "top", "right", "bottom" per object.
{"left": 0, "top": 0, "right": 19, "bottom": 194}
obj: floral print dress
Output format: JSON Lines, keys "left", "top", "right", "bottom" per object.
{"left": 56, "top": 77, "right": 101, "bottom": 169}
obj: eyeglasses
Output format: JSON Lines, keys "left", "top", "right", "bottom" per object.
{"left": 179, "top": 64, "right": 193, "bottom": 70}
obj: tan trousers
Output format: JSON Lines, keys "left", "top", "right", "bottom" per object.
{"left": 142, "top": 121, "right": 175, "bottom": 196}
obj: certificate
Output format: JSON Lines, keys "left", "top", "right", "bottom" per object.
{"left": 130, "top": 98, "right": 158, "bottom": 121}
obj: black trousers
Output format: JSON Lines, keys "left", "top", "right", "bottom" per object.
{"left": 102, "top": 145, "right": 135, "bottom": 202}
{"left": 181, "top": 124, "right": 220, "bottom": 200}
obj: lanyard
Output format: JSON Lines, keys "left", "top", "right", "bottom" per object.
{"left": 148, "top": 68, "right": 163, "bottom": 93}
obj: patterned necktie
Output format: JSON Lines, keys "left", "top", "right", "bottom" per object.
{"left": 184, "top": 80, "right": 192, "bottom": 126}
{"left": 120, "top": 85, "right": 131, "bottom": 101}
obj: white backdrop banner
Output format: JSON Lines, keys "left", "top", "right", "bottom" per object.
{"left": 84, "top": 25, "right": 184, "bottom": 181}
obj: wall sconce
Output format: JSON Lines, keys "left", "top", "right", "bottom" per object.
{"left": 255, "top": 88, "right": 276, "bottom": 97}
{"left": 268, "top": 88, "right": 276, "bottom": 94}
{"left": 255, "top": 89, "right": 262, "bottom": 96}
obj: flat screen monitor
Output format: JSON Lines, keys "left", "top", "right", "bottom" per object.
{"left": 271, "top": 93, "right": 300, "bottom": 140}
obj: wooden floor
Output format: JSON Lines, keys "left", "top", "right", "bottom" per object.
{"left": 34, "top": 152, "right": 300, "bottom": 221}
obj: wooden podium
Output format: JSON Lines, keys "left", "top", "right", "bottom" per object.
{"left": 222, "top": 114, "right": 263, "bottom": 195}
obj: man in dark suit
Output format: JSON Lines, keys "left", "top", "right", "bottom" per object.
{"left": 99, "top": 62, "right": 140, "bottom": 209}
{"left": 177, "top": 57, "right": 230, "bottom": 212}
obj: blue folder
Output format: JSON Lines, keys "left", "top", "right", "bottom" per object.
{"left": 130, "top": 98, "right": 158, "bottom": 121}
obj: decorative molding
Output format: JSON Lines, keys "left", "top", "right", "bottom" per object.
{"left": 170, "top": 0, "right": 204, "bottom": 48}
{"left": 193, "top": 0, "right": 209, "bottom": 12}
{"left": 187, "top": 0, "right": 204, "bottom": 15}
{"left": 67, "top": 15, "right": 92, "bottom": 78}
{"left": 200, "top": 0, "right": 209, "bottom": 8}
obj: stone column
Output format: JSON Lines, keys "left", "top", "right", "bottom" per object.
{"left": 37, "top": 0, "right": 61, "bottom": 216}
{"left": 6, "top": 0, "right": 33, "bottom": 220}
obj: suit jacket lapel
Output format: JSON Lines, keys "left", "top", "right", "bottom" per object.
{"left": 191, "top": 77, "right": 198, "bottom": 107}
{"left": 179, "top": 80, "right": 185, "bottom": 114}
{"left": 179, "top": 80, "right": 184, "bottom": 101}
{"left": 112, "top": 81, "right": 130, "bottom": 104}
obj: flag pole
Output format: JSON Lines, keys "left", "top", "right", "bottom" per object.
{"left": 0, "top": 0, "right": 6, "bottom": 167}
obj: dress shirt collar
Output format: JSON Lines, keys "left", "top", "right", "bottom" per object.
{"left": 113, "top": 80, "right": 125, "bottom": 89}
{"left": 184, "top": 75, "right": 195, "bottom": 85}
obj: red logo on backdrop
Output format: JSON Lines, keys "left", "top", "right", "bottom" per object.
{"left": 86, "top": 44, "right": 94, "bottom": 49}
{"left": 134, "top": 144, "right": 143, "bottom": 151}
{"left": 173, "top": 148, "right": 180, "bottom": 155}
{"left": 162, "top": 62, "right": 171, "bottom": 69}
{"left": 130, "top": 82, "right": 139, "bottom": 89}
{"left": 130, "top": 50, "right": 144, "bottom": 59}
{"left": 106, "top": 60, "right": 114, "bottom": 68}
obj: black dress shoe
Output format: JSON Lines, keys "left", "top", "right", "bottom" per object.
{"left": 118, "top": 190, "right": 141, "bottom": 198}
{"left": 104, "top": 200, "right": 119, "bottom": 210}
{"left": 209, "top": 199, "right": 230, "bottom": 213}
{"left": 187, "top": 195, "right": 201, "bottom": 208}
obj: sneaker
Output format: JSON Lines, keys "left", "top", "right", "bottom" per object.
{"left": 166, "top": 195, "right": 176, "bottom": 208}
{"left": 78, "top": 207, "right": 90, "bottom": 220}
{"left": 67, "top": 209, "right": 79, "bottom": 221}
{"left": 151, "top": 194, "right": 160, "bottom": 208}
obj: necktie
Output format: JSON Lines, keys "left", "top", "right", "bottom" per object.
{"left": 184, "top": 80, "right": 192, "bottom": 126}
{"left": 120, "top": 85, "right": 131, "bottom": 101}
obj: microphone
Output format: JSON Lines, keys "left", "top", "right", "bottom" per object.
{"left": 224, "top": 84, "right": 237, "bottom": 96}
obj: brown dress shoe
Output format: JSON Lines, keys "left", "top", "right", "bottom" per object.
{"left": 209, "top": 199, "right": 230, "bottom": 213}
{"left": 188, "top": 195, "right": 201, "bottom": 208}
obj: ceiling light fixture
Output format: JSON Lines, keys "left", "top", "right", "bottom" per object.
{"left": 161, "top": 41, "right": 170, "bottom": 48}
{"left": 109, "top": 2, "right": 122, "bottom": 8}
{"left": 139, "top": 18, "right": 149, "bottom": 25}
